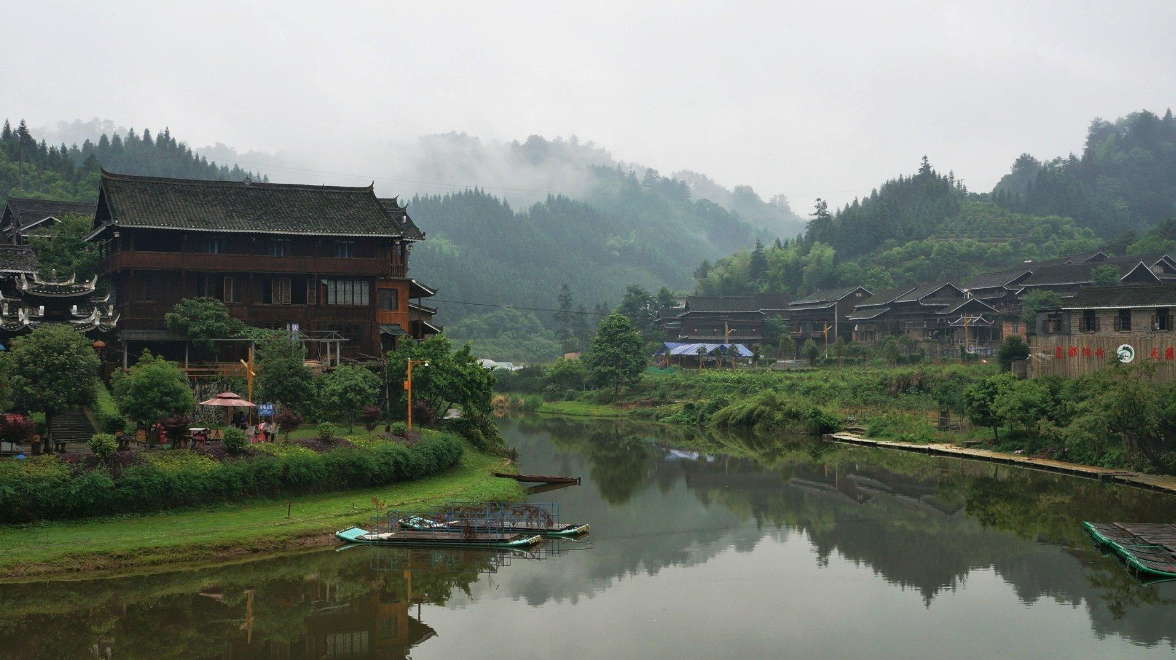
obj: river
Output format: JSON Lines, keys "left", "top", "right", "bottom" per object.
{"left": 2, "top": 416, "right": 1175, "bottom": 658}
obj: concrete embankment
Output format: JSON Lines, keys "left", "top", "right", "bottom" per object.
{"left": 824, "top": 432, "right": 1176, "bottom": 496}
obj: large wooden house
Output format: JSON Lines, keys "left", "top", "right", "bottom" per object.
{"left": 0, "top": 197, "right": 96, "bottom": 245}
{"left": 85, "top": 170, "right": 435, "bottom": 365}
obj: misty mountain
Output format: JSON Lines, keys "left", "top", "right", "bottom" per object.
{"left": 993, "top": 108, "right": 1176, "bottom": 238}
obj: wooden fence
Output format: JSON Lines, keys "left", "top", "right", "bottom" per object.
{"left": 1028, "top": 335, "right": 1176, "bottom": 379}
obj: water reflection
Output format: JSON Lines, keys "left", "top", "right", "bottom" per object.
{"left": 2, "top": 416, "right": 1175, "bottom": 658}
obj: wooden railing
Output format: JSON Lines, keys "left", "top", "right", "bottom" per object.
{"left": 101, "top": 251, "right": 393, "bottom": 276}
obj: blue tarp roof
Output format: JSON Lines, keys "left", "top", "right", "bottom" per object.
{"left": 655, "top": 342, "right": 754, "bottom": 357}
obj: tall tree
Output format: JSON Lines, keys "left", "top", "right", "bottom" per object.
{"left": 585, "top": 314, "right": 646, "bottom": 394}
{"left": 5, "top": 325, "right": 100, "bottom": 445}
{"left": 554, "top": 284, "right": 574, "bottom": 348}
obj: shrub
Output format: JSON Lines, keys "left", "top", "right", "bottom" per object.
{"left": 389, "top": 421, "right": 408, "bottom": 436}
{"left": 446, "top": 413, "right": 505, "bottom": 453}
{"left": 28, "top": 412, "right": 47, "bottom": 437}
{"left": 0, "top": 415, "right": 35, "bottom": 445}
{"left": 274, "top": 407, "right": 303, "bottom": 439}
{"left": 0, "top": 432, "right": 464, "bottom": 523}
{"left": 412, "top": 399, "right": 435, "bottom": 426}
{"left": 362, "top": 405, "right": 381, "bottom": 434}
{"left": 223, "top": 427, "right": 247, "bottom": 453}
{"left": 317, "top": 422, "right": 338, "bottom": 441}
{"left": 88, "top": 433, "right": 118, "bottom": 463}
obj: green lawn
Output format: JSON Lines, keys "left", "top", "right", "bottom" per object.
{"left": 536, "top": 400, "right": 633, "bottom": 418}
{"left": 0, "top": 442, "right": 523, "bottom": 579}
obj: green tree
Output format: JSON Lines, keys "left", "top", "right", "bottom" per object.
{"left": 777, "top": 334, "right": 795, "bottom": 360}
{"left": 997, "top": 335, "right": 1030, "bottom": 372}
{"left": 111, "top": 350, "right": 195, "bottom": 429}
{"left": 1020, "top": 290, "right": 1063, "bottom": 335}
{"left": 748, "top": 239, "right": 768, "bottom": 285}
{"left": 385, "top": 335, "right": 495, "bottom": 420}
{"left": 615, "top": 285, "right": 658, "bottom": 341}
{"left": 321, "top": 365, "right": 381, "bottom": 432}
{"left": 554, "top": 284, "right": 573, "bottom": 348}
{"left": 3, "top": 325, "right": 100, "bottom": 444}
{"left": 803, "top": 338, "right": 820, "bottom": 366}
{"left": 994, "top": 378, "right": 1054, "bottom": 437}
{"left": 164, "top": 297, "right": 250, "bottom": 352}
{"left": 254, "top": 334, "right": 315, "bottom": 413}
{"left": 28, "top": 215, "right": 100, "bottom": 280}
{"left": 830, "top": 336, "right": 847, "bottom": 366}
{"left": 570, "top": 304, "right": 591, "bottom": 352}
{"left": 964, "top": 373, "right": 1015, "bottom": 443}
{"left": 880, "top": 336, "right": 901, "bottom": 365}
{"left": 1091, "top": 264, "right": 1121, "bottom": 286}
{"left": 585, "top": 314, "right": 646, "bottom": 393}
{"left": 546, "top": 357, "right": 587, "bottom": 391}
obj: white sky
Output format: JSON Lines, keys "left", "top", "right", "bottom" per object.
{"left": 4, "top": 0, "right": 1175, "bottom": 210}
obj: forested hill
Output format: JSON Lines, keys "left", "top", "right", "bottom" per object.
{"left": 993, "top": 108, "right": 1176, "bottom": 239}
{"left": 408, "top": 164, "right": 768, "bottom": 322}
{"left": 697, "top": 158, "right": 1101, "bottom": 297}
{"left": 0, "top": 119, "right": 262, "bottom": 206}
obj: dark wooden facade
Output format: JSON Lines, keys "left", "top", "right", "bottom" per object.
{"left": 87, "top": 171, "right": 432, "bottom": 362}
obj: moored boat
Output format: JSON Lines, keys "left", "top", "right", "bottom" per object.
{"left": 400, "top": 515, "right": 590, "bottom": 538}
{"left": 336, "top": 526, "right": 543, "bottom": 548}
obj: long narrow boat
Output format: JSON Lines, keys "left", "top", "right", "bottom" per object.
{"left": 336, "top": 526, "right": 543, "bottom": 549}
{"left": 400, "top": 516, "right": 590, "bottom": 538}
{"left": 1084, "top": 522, "right": 1176, "bottom": 579}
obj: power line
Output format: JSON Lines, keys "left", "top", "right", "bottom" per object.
{"left": 431, "top": 298, "right": 610, "bottom": 316}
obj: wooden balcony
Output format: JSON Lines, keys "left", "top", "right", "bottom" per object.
{"left": 101, "top": 250, "right": 394, "bottom": 276}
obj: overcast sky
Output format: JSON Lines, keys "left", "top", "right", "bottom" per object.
{"left": 4, "top": 1, "right": 1175, "bottom": 210}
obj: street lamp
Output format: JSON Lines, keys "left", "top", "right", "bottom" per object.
{"left": 405, "top": 359, "right": 429, "bottom": 429}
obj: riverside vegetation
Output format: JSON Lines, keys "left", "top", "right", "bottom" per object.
{"left": 498, "top": 353, "right": 1176, "bottom": 476}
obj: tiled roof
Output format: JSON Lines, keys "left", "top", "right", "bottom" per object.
{"left": 1021, "top": 259, "right": 1159, "bottom": 287}
{"left": 1059, "top": 284, "right": 1176, "bottom": 309}
{"left": 90, "top": 170, "right": 409, "bottom": 239}
{"left": 790, "top": 286, "right": 869, "bottom": 307}
{"left": 962, "top": 267, "right": 1033, "bottom": 291}
{"left": 895, "top": 282, "right": 960, "bottom": 304}
{"left": 378, "top": 197, "right": 424, "bottom": 240}
{"left": 846, "top": 306, "right": 889, "bottom": 321}
{"left": 2, "top": 197, "right": 95, "bottom": 230}
{"left": 938, "top": 298, "right": 998, "bottom": 315}
{"left": 854, "top": 285, "right": 915, "bottom": 308}
{"left": 0, "top": 245, "right": 39, "bottom": 273}
{"left": 684, "top": 294, "right": 791, "bottom": 313}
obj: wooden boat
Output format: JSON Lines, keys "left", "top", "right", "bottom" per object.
{"left": 493, "top": 472, "right": 580, "bottom": 485}
{"left": 400, "top": 515, "right": 590, "bottom": 538}
{"left": 1084, "top": 522, "right": 1176, "bottom": 579}
{"left": 335, "top": 526, "right": 543, "bottom": 548}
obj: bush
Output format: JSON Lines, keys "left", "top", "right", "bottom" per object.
{"left": 317, "top": 422, "right": 338, "bottom": 441}
{"left": 88, "top": 433, "right": 118, "bottom": 463}
{"left": 0, "top": 431, "right": 464, "bottom": 523}
{"left": 362, "top": 405, "right": 381, "bottom": 434}
{"left": 223, "top": 427, "right": 247, "bottom": 453}
{"left": 446, "top": 413, "right": 505, "bottom": 453}
{"left": 710, "top": 391, "right": 840, "bottom": 435}
{"left": 274, "top": 407, "right": 303, "bottom": 439}
{"left": 412, "top": 399, "right": 435, "bottom": 426}
{"left": 389, "top": 421, "right": 408, "bottom": 436}
{"left": 0, "top": 415, "right": 35, "bottom": 445}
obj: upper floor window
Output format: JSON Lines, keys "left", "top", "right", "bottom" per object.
{"left": 1115, "top": 309, "right": 1132, "bottom": 332}
{"left": 1155, "top": 308, "right": 1172, "bottom": 331}
{"left": 335, "top": 240, "right": 356, "bottom": 258}
{"left": 200, "top": 236, "right": 226, "bottom": 254}
{"left": 268, "top": 238, "right": 292, "bottom": 257}
{"left": 1080, "top": 310, "right": 1099, "bottom": 333}
{"left": 378, "top": 288, "right": 399, "bottom": 311}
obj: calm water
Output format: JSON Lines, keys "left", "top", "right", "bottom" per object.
{"left": 3, "top": 417, "right": 1176, "bottom": 659}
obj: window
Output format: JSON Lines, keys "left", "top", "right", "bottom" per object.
{"left": 1010, "top": 320, "right": 1019, "bottom": 333}
{"left": 1156, "top": 309, "right": 1172, "bottom": 331}
{"left": 1043, "top": 312, "right": 1064, "bottom": 334}
{"left": 133, "top": 278, "right": 155, "bottom": 302}
{"left": 322, "top": 279, "right": 370, "bottom": 305}
{"left": 271, "top": 277, "right": 292, "bottom": 305}
{"left": 268, "top": 238, "right": 292, "bottom": 256}
{"left": 335, "top": 240, "right": 355, "bottom": 258}
{"left": 1081, "top": 310, "right": 1099, "bottom": 333}
{"left": 200, "top": 236, "right": 226, "bottom": 254}
{"left": 1115, "top": 309, "right": 1132, "bottom": 332}
{"left": 378, "top": 288, "right": 398, "bottom": 311}
{"left": 224, "top": 277, "right": 240, "bottom": 303}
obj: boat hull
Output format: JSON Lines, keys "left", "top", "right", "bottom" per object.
{"left": 335, "top": 526, "right": 543, "bottom": 549}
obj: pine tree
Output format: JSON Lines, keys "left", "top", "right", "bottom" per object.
{"left": 554, "top": 284, "right": 573, "bottom": 348}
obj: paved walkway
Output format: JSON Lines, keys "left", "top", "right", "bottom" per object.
{"left": 826, "top": 432, "right": 1176, "bottom": 496}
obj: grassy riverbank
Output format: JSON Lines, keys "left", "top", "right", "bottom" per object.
{"left": 0, "top": 440, "right": 523, "bottom": 580}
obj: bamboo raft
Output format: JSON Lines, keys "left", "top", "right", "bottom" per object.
{"left": 1084, "top": 522, "right": 1176, "bottom": 579}
{"left": 335, "top": 526, "right": 543, "bottom": 549}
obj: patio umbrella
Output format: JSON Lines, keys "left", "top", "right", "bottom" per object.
{"left": 200, "top": 391, "right": 257, "bottom": 429}
{"left": 199, "top": 391, "right": 256, "bottom": 408}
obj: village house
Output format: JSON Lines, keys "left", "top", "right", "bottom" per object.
{"left": 84, "top": 170, "right": 435, "bottom": 368}
{"left": 1017, "top": 256, "right": 1168, "bottom": 298}
{"left": 845, "top": 283, "right": 964, "bottom": 344}
{"left": 661, "top": 294, "right": 789, "bottom": 343}
{"left": 0, "top": 244, "right": 116, "bottom": 337}
{"left": 0, "top": 197, "right": 96, "bottom": 245}
{"left": 960, "top": 266, "right": 1034, "bottom": 338}
{"left": 786, "top": 286, "right": 870, "bottom": 354}
{"left": 1031, "top": 284, "right": 1176, "bottom": 379}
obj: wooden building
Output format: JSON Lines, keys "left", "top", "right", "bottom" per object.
{"left": 0, "top": 244, "right": 116, "bottom": 337}
{"left": 1018, "top": 257, "right": 1165, "bottom": 298}
{"left": 787, "top": 286, "right": 871, "bottom": 354}
{"left": 845, "top": 283, "right": 963, "bottom": 344}
{"left": 0, "top": 197, "right": 96, "bottom": 245}
{"left": 85, "top": 170, "right": 433, "bottom": 363}
{"left": 661, "top": 294, "right": 789, "bottom": 343}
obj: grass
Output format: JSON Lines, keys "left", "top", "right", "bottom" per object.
{"left": 0, "top": 440, "right": 523, "bottom": 579}
{"left": 536, "top": 400, "right": 633, "bottom": 418}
